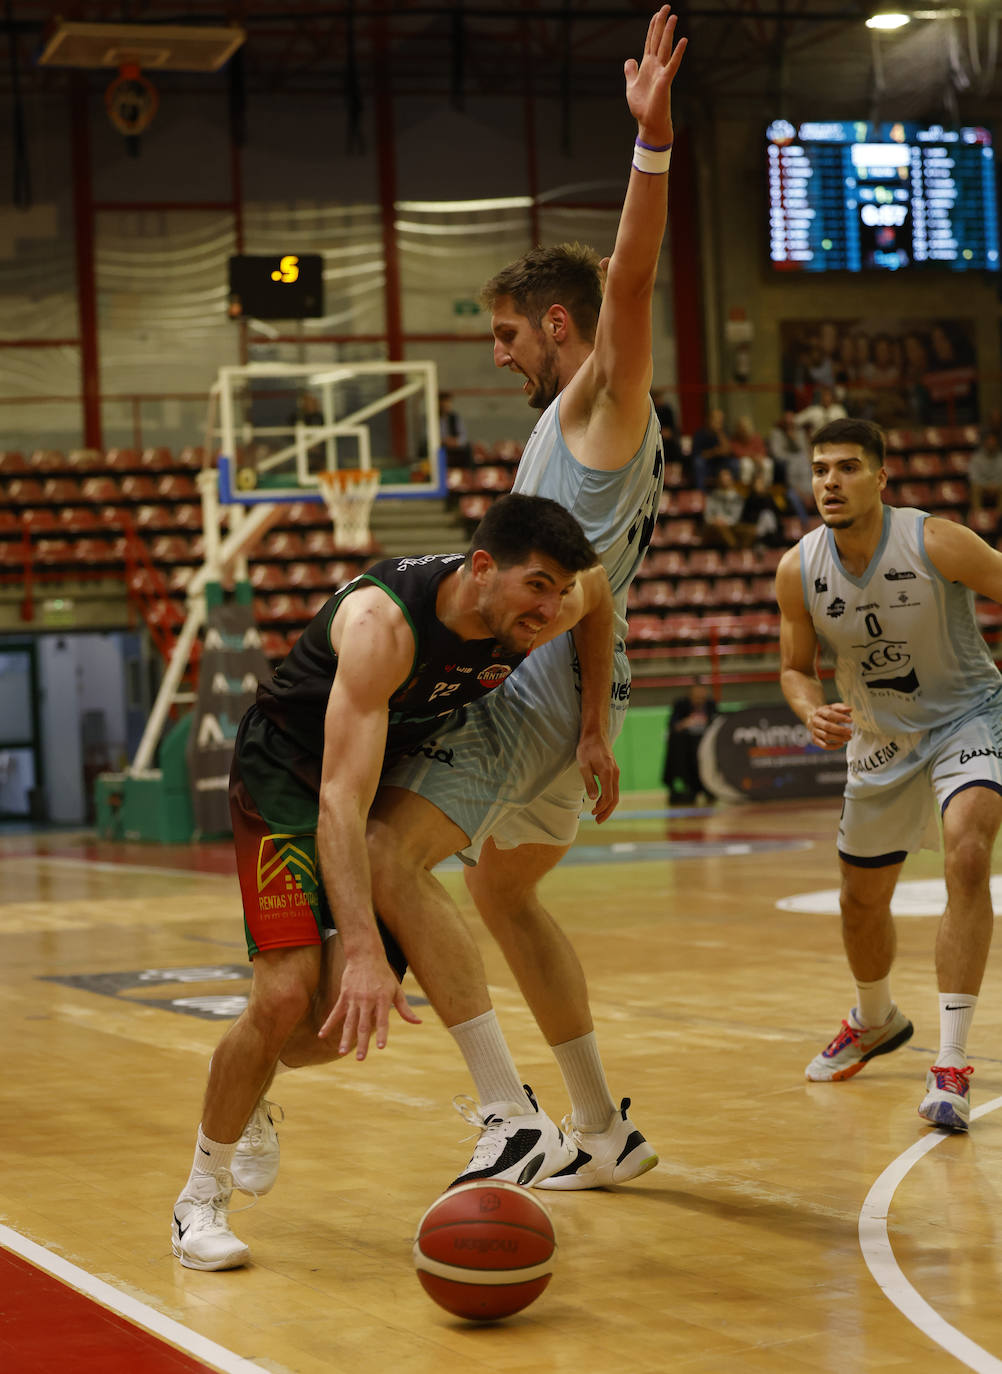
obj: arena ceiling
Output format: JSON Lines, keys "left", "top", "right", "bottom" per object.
{"left": 1, "top": 2, "right": 999, "bottom": 124}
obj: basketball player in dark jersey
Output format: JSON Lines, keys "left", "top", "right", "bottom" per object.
{"left": 172, "top": 493, "right": 612, "bottom": 1270}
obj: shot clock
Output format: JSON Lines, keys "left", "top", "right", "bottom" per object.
{"left": 227, "top": 253, "right": 324, "bottom": 319}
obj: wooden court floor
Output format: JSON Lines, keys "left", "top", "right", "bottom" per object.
{"left": 3, "top": 791, "right": 1002, "bottom": 1373}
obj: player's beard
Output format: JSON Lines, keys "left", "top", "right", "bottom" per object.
{"left": 528, "top": 342, "right": 560, "bottom": 410}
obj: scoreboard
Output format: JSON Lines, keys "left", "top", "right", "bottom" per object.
{"left": 767, "top": 120, "right": 999, "bottom": 273}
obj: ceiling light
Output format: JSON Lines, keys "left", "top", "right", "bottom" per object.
{"left": 866, "top": 11, "right": 912, "bottom": 28}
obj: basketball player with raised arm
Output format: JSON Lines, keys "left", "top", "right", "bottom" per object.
{"left": 336, "top": 5, "right": 687, "bottom": 1190}
{"left": 775, "top": 417, "right": 1002, "bottom": 1132}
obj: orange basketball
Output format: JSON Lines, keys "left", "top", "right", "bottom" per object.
{"left": 413, "top": 1180, "right": 557, "bottom": 1321}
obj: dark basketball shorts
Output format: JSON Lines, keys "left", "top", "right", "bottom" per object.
{"left": 230, "top": 707, "right": 406, "bottom": 977}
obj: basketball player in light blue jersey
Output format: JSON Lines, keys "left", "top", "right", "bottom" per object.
{"left": 776, "top": 417, "right": 1002, "bottom": 1131}
{"left": 329, "top": 8, "right": 687, "bottom": 1188}
{"left": 221, "top": 7, "right": 686, "bottom": 1209}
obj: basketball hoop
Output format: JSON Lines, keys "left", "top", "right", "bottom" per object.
{"left": 317, "top": 469, "right": 380, "bottom": 551}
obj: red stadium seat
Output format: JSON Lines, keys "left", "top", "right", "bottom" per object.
{"left": 80, "top": 476, "right": 121, "bottom": 504}
{"left": 141, "top": 446, "right": 175, "bottom": 470}
{"left": 7, "top": 477, "right": 46, "bottom": 504}
{"left": 67, "top": 448, "right": 105, "bottom": 473}
{"left": 72, "top": 537, "right": 118, "bottom": 564}
{"left": 0, "top": 451, "right": 28, "bottom": 474}
{"left": 171, "top": 503, "right": 203, "bottom": 529}
{"left": 29, "top": 449, "right": 68, "bottom": 473}
{"left": 21, "top": 508, "right": 57, "bottom": 531}
{"left": 909, "top": 452, "right": 944, "bottom": 478}
{"left": 41, "top": 477, "right": 82, "bottom": 504}
{"left": 176, "top": 445, "right": 206, "bottom": 469}
{"left": 250, "top": 563, "right": 287, "bottom": 590}
{"left": 104, "top": 448, "right": 142, "bottom": 472}
{"left": 119, "top": 474, "right": 160, "bottom": 502}
{"left": 57, "top": 507, "right": 99, "bottom": 532}
{"left": 156, "top": 473, "right": 198, "bottom": 500}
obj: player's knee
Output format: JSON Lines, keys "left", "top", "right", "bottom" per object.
{"left": 247, "top": 968, "right": 315, "bottom": 1037}
{"left": 945, "top": 833, "right": 994, "bottom": 893}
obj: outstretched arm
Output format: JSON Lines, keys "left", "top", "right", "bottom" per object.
{"left": 563, "top": 6, "right": 687, "bottom": 467}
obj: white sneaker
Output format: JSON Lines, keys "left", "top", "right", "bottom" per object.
{"left": 172, "top": 1169, "right": 250, "bottom": 1271}
{"left": 805, "top": 1005, "right": 913, "bottom": 1082}
{"left": 450, "top": 1084, "right": 575, "bottom": 1188}
{"left": 919, "top": 1064, "right": 973, "bottom": 1132}
{"left": 536, "top": 1097, "right": 659, "bottom": 1190}
{"left": 231, "top": 1097, "right": 283, "bottom": 1195}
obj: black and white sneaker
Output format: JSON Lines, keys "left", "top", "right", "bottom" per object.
{"left": 450, "top": 1085, "right": 575, "bottom": 1188}
{"left": 536, "top": 1097, "right": 659, "bottom": 1190}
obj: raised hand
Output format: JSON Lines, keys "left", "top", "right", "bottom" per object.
{"left": 624, "top": 6, "right": 687, "bottom": 148}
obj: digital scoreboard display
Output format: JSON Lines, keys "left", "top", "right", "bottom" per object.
{"left": 227, "top": 253, "right": 324, "bottom": 319}
{"left": 767, "top": 120, "right": 999, "bottom": 273}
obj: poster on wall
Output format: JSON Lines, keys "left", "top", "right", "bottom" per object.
{"left": 780, "top": 317, "right": 979, "bottom": 428}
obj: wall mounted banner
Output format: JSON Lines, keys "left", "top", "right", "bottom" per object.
{"left": 698, "top": 704, "right": 846, "bottom": 802}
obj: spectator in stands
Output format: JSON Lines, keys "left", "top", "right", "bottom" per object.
{"left": 736, "top": 473, "right": 784, "bottom": 549}
{"left": 437, "top": 391, "right": 472, "bottom": 468}
{"left": 701, "top": 468, "right": 744, "bottom": 547}
{"left": 691, "top": 407, "right": 738, "bottom": 490}
{"left": 289, "top": 392, "right": 324, "bottom": 427}
{"left": 731, "top": 416, "right": 771, "bottom": 488}
{"left": 651, "top": 386, "right": 684, "bottom": 470}
{"left": 861, "top": 334, "right": 906, "bottom": 427}
{"left": 768, "top": 410, "right": 812, "bottom": 521}
{"left": 796, "top": 385, "right": 846, "bottom": 443}
{"left": 902, "top": 331, "right": 933, "bottom": 425}
{"left": 662, "top": 680, "right": 717, "bottom": 805}
{"left": 968, "top": 428, "right": 1002, "bottom": 516}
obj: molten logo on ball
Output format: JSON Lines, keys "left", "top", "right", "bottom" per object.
{"left": 413, "top": 1180, "right": 557, "bottom": 1322}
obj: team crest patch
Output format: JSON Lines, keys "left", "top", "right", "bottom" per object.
{"left": 477, "top": 663, "right": 513, "bottom": 687}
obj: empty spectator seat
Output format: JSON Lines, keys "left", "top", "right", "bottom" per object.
{"left": 0, "top": 451, "right": 28, "bottom": 474}
{"left": 81, "top": 476, "right": 121, "bottom": 504}
{"left": 105, "top": 448, "right": 142, "bottom": 472}
{"left": 119, "top": 474, "right": 160, "bottom": 502}
{"left": 29, "top": 449, "right": 67, "bottom": 473}
{"left": 141, "top": 446, "right": 175, "bottom": 470}
{"left": 67, "top": 448, "right": 105, "bottom": 472}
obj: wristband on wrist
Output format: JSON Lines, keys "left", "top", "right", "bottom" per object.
{"left": 632, "top": 137, "right": 673, "bottom": 175}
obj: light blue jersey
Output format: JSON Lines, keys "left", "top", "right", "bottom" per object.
{"left": 513, "top": 394, "right": 665, "bottom": 647}
{"left": 381, "top": 391, "right": 665, "bottom": 856}
{"left": 799, "top": 505, "right": 1001, "bottom": 794}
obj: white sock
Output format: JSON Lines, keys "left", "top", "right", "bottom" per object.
{"left": 183, "top": 1127, "right": 236, "bottom": 1196}
{"left": 551, "top": 1032, "right": 616, "bottom": 1133}
{"left": 853, "top": 977, "right": 893, "bottom": 1029}
{"left": 448, "top": 1010, "right": 527, "bottom": 1111}
{"left": 937, "top": 993, "right": 977, "bottom": 1067}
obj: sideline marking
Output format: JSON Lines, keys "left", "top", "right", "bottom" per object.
{"left": 859, "top": 1094, "right": 1002, "bottom": 1372}
{"left": 0, "top": 1223, "right": 265, "bottom": 1374}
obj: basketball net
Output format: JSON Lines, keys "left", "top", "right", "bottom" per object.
{"left": 316, "top": 468, "right": 380, "bottom": 550}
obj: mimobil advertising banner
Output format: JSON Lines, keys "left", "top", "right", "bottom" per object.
{"left": 698, "top": 703, "right": 846, "bottom": 802}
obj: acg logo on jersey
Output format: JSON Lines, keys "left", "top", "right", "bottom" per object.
{"left": 857, "top": 640, "right": 919, "bottom": 695}
{"left": 478, "top": 664, "right": 513, "bottom": 687}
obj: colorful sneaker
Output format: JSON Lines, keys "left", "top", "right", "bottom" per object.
{"left": 805, "top": 1006, "right": 913, "bottom": 1082}
{"left": 450, "top": 1084, "right": 575, "bottom": 1189}
{"left": 535, "top": 1097, "right": 658, "bottom": 1191}
{"left": 171, "top": 1169, "right": 250, "bottom": 1271}
{"left": 919, "top": 1064, "right": 973, "bottom": 1131}
{"left": 231, "top": 1097, "right": 283, "bottom": 1195}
